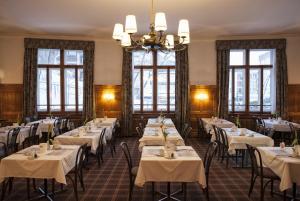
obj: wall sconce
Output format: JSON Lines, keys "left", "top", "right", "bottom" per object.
{"left": 195, "top": 92, "right": 209, "bottom": 101}
{"left": 102, "top": 92, "right": 115, "bottom": 101}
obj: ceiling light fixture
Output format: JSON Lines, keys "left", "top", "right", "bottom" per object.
{"left": 112, "top": 0, "right": 190, "bottom": 52}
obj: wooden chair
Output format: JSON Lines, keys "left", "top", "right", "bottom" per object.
{"left": 203, "top": 142, "right": 218, "bottom": 201}
{"left": 197, "top": 118, "right": 208, "bottom": 138}
{"left": 96, "top": 128, "right": 106, "bottom": 167}
{"left": 136, "top": 126, "right": 143, "bottom": 138}
{"left": 183, "top": 126, "right": 192, "bottom": 145}
{"left": 246, "top": 144, "right": 284, "bottom": 201}
{"left": 22, "top": 123, "right": 39, "bottom": 148}
{"left": 66, "top": 143, "right": 88, "bottom": 201}
{"left": 6, "top": 127, "right": 21, "bottom": 154}
{"left": 109, "top": 127, "right": 117, "bottom": 157}
{"left": 181, "top": 123, "right": 189, "bottom": 137}
{"left": 120, "top": 142, "right": 155, "bottom": 201}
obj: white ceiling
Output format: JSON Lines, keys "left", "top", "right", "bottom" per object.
{"left": 1, "top": 0, "right": 300, "bottom": 38}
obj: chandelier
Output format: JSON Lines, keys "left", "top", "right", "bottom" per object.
{"left": 112, "top": 0, "right": 190, "bottom": 52}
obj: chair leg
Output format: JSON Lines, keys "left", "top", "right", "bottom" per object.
{"left": 32, "top": 179, "right": 36, "bottom": 190}
{"left": 248, "top": 173, "right": 257, "bottom": 197}
{"left": 96, "top": 151, "right": 101, "bottom": 167}
{"left": 151, "top": 182, "right": 155, "bottom": 201}
{"left": 26, "top": 178, "right": 30, "bottom": 199}
{"left": 270, "top": 179, "right": 273, "bottom": 197}
{"left": 8, "top": 177, "right": 13, "bottom": 194}
{"left": 1, "top": 179, "right": 7, "bottom": 201}
{"left": 79, "top": 170, "right": 85, "bottom": 192}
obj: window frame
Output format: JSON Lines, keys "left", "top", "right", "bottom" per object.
{"left": 133, "top": 50, "right": 176, "bottom": 113}
{"left": 229, "top": 49, "right": 273, "bottom": 114}
{"left": 37, "top": 49, "right": 84, "bottom": 114}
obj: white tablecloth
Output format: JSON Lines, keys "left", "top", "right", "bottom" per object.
{"left": 139, "top": 126, "right": 185, "bottom": 151}
{"left": 0, "top": 145, "right": 79, "bottom": 184}
{"left": 257, "top": 147, "right": 300, "bottom": 191}
{"left": 147, "top": 118, "right": 175, "bottom": 127}
{"left": 264, "top": 119, "right": 300, "bottom": 132}
{"left": 223, "top": 128, "right": 274, "bottom": 154}
{"left": 135, "top": 146, "right": 206, "bottom": 188}
{"left": 202, "top": 118, "right": 235, "bottom": 135}
{"left": 55, "top": 126, "right": 110, "bottom": 154}
{"left": 90, "top": 118, "right": 117, "bottom": 127}
{"left": 0, "top": 126, "right": 31, "bottom": 145}
{"left": 27, "top": 119, "right": 56, "bottom": 136}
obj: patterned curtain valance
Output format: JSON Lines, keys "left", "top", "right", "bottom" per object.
{"left": 216, "top": 39, "right": 286, "bottom": 50}
{"left": 24, "top": 38, "right": 95, "bottom": 50}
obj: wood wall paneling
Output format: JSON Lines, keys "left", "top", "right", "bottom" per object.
{"left": 190, "top": 85, "right": 217, "bottom": 136}
{"left": 0, "top": 84, "right": 23, "bottom": 124}
{"left": 94, "top": 85, "right": 122, "bottom": 119}
{"left": 287, "top": 84, "right": 300, "bottom": 123}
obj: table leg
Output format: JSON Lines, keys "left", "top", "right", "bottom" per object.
{"left": 157, "top": 182, "right": 184, "bottom": 201}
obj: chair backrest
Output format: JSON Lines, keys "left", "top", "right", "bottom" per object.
{"left": 181, "top": 123, "right": 189, "bottom": 137}
{"left": 120, "top": 142, "right": 133, "bottom": 182}
{"left": 7, "top": 127, "right": 21, "bottom": 152}
{"left": 98, "top": 128, "right": 107, "bottom": 148}
{"left": 74, "top": 143, "right": 87, "bottom": 175}
{"left": 0, "top": 142, "right": 7, "bottom": 158}
{"left": 183, "top": 127, "right": 192, "bottom": 144}
{"left": 246, "top": 144, "right": 264, "bottom": 176}
{"left": 203, "top": 142, "right": 218, "bottom": 175}
{"left": 115, "top": 119, "right": 121, "bottom": 136}
{"left": 218, "top": 128, "right": 229, "bottom": 148}
{"left": 136, "top": 126, "right": 143, "bottom": 137}
{"left": 212, "top": 125, "right": 220, "bottom": 142}
{"left": 289, "top": 123, "right": 298, "bottom": 143}
{"left": 30, "top": 123, "right": 39, "bottom": 137}
{"left": 197, "top": 118, "right": 207, "bottom": 135}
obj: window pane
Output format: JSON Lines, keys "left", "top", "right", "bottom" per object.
{"left": 157, "top": 51, "right": 175, "bottom": 66}
{"left": 249, "top": 69, "right": 261, "bottom": 112}
{"left": 234, "top": 69, "right": 246, "bottom": 111}
{"left": 143, "top": 69, "right": 153, "bottom": 111}
{"left": 250, "top": 49, "right": 273, "bottom": 65}
{"left": 49, "top": 69, "right": 61, "bottom": 111}
{"left": 133, "top": 51, "right": 153, "bottom": 65}
{"left": 78, "top": 69, "right": 84, "bottom": 111}
{"left": 37, "top": 68, "right": 47, "bottom": 111}
{"left": 64, "top": 69, "right": 76, "bottom": 111}
{"left": 263, "top": 69, "right": 272, "bottom": 112}
{"left": 38, "top": 49, "right": 60, "bottom": 65}
{"left": 157, "top": 69, "right": 168, "bottom": 111}
{"left": 133, "top": 69, "right": 141, "bottom": 111}
{"left": 230, "top": 50, "right": 245, "bottom": 66}
{"left": 169, "top": 69, "right": 175, "bottom": 111}
{"left": 228, "top": 69, "right": 232, "bottom": 112}
{"left": 64, "top": 50, "right": 83, "bottom": 65}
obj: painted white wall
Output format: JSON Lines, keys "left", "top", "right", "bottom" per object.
{"left": 0, "top": 34, "right": 300, "bottom": 85}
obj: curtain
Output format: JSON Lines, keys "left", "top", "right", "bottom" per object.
{"left": 23, "top": 38, "right": 95, "bottom": 119}
{"left": 216, "top": 49, "right": 230, "bottom": 118}
{"left": 175, "top": 46, "right": 190, "bottom": 132}
{"left": 83, "top": 48, "right": 95, "bottom": 119}
{"left": 121, "top": 49, "right": 133, "bottom": 136}
{"left": 23, "top": 48, "right": 38, "bottom": 117}
{"left": 216, "top": 39, "right": 287, "bottom": 117}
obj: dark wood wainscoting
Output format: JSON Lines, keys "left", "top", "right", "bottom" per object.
{"left": 0, "top": 84, "right": 23, "bottom": 124}
{"left": 190, "top": 85, "right": 217, "bottom": 136}
{"left": 94, "top": 85, "right": 122, "bottom": 119}
{"left": 287, "top": 84, "right": 300, "bottom": 123}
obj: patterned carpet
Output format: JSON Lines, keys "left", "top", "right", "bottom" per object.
{"left": 3, "top": 137, "right": 290, "bottom": 201}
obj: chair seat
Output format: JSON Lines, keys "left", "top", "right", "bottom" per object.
{"left": 131, "top": 166, "right": 138, "bottom": 176}
{"left": 260, "top": 167, "right": 280, "bottom": 180}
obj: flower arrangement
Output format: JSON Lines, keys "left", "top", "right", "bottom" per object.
{"left": 83, "top": 116, "right": 89, "bottom": 126}
{"left": 16, "top": 113, "right": 21, "bottom": 126}
{"left": 235, "top": 115, "right": 241, "bottom": 128}
{"left": 47, "top": 124, "right": 53, "bottom": 148}
{"left": 272, "top": 111, "right": 279, "bottom": 119}
{"left": 292, "top": 129, "right": 299, "bottom": 146}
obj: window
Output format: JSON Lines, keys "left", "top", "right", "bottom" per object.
{"left": 37, "top": 49, "right": 84, "bottom": 112}
{"left": 132, "top": 50, "right": 176, "bottom": 112}
{"left": 228, "top": 49, "right": 275, "bottom": 113}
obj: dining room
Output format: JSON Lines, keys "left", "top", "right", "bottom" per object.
{"left": 0, "top": 0, "right": 300, "bottom": 201}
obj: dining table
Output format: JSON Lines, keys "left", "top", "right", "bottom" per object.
{"left": 264, "top": 119, "right": 300, "bottom": 132}
{"left": 139, "top": 123, "right": 185, "bottom": 151}
{"left": 257, "top": 146, "right": 300, "bottom": 199}
{"left": 55, "top": 126, "right": 109, "bottom": 154}
{"left": 0, "top": 144, "right": 80, "bottom": 200}
{"left": 202, "top": 118, "right": 235, "bottom": 136}
{"left": 147, "top": 118, "right": 175, "bottom": 127}
{"left": 27, "top": 118, "right": 56, "bottom": 136}
{"left": 135, "top": 146, "right": 206, "bottom": 200}
{"left": 0, "top": 126, "right": 32, "bottom": 145}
